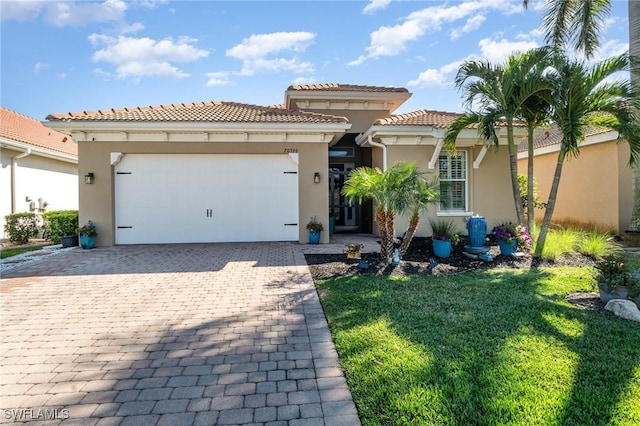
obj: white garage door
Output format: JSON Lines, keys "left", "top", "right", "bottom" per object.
{"left": 115, "top": 154, "right": 299, "bottom": 244}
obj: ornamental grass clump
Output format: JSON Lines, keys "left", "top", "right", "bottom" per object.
{"left": 491, "top": 222, "right": 533, "bottom": 252}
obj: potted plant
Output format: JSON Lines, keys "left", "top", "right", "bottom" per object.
{"left": 306, "top": 216, "right": 323, "bottom": 244}
{"left": 628, "top": 269, "right": 640, "bottom": 308}
{"left": 491, "top": 222, "right": 532, "bottom": 256}
{"left": 593, "top": 254, "right": 629, "bottom": 303}
{"left": 78, "top": 220, "right": 98, "bottom": 249}
{"left": 344, "top": 243, "right": 364, "bottom": 260}
{"left": 430, "top": 219, "right": 460, "bottom": 258}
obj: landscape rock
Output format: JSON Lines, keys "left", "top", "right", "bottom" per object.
{"left": 604, "top": 299, "right": 640, "bottom": 322}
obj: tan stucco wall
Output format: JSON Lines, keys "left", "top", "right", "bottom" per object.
{"left": 302, "top": 109, "right": 391, "bottom": 134}
{"left": 517, "top": 141, "right": 632, "bottom": 232}
{"left": 1, "top": 146, "right": 78, "bottom": 238}
{"left": 79, "top": 140, "right": 329, "bottom": 246}
{"left": 367, "top": 144, "right": 517, "bottom": 238}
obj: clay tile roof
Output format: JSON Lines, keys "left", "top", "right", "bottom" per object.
{"left": 45, "top": 101, "right": 349, "bottom": 124}
{"left": 0, "top": 107, "right": 77, "bottom": 156}
{"left": 373, "top": 110, "right": 470, "bottom": 129}
{"left": 517, "top": 125, "right": 615, "bottom": 152}
{"left": 286, "top": 83, "right": 409, "bottom": 93}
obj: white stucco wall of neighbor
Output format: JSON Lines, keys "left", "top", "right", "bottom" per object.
{"left": 1, "top": 147, "right": 78, "bottom": 238}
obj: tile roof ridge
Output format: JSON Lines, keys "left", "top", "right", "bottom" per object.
{"left": 375, "top": 109, "right": 461, "bottom": 124}
{"left": 287, "top": 82, "right": 409, "bottom": 92}
{"left": 1, "top": 106, "right": 45, "bottom": 123}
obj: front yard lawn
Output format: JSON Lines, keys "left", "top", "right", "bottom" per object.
{"left": 317, "top": 266, "right": 640, "bottom": 425}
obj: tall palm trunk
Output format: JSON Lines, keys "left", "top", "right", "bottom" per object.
{"left": 384, "top": 210, "right": 396, "bottom": 261}
{"left": 534, "top": 151, "right": 566, "bottom": 257}
{"left": 633, "top": 165, "right": 640, "bottom": 229}
{"left": 630, "top": 0, "right": 640, "bottom": 230}
{"left": 376, "top": 208, "right": 395, "bottom": 262}
{"left": 527, "top": 126, "right": 535, "bottom": 232}
{"left": 399, "top": 211, "right": 419, "bottom": 256}
{"left": 508, "top": 124, "right": 525, "bottom": 224}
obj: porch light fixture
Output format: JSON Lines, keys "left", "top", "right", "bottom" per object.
{"left": 84, "top": 172, "right": 94, "bottom": 184}
{"left": 314, "top": 172, "right": 321, "bottom": 184}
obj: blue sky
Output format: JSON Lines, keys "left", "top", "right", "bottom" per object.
{"left": 1, "top": 0, "right": 631, "bottom": 121}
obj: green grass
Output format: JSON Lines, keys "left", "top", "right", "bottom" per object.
{"left": 0, "top": 245, "right": 45, "bottom": 259}
{"left": 317, "top": 267, "right": 640, "bottom": 425}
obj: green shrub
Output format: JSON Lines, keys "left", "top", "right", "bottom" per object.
{"left": 3, "top": 213, "right": 39, "bottom": 244}
{"left": 43, "top": 210, "right": 78, "bottom": 244}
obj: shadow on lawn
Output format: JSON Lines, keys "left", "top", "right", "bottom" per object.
{"left": 318, "top": 268, "right": 640, "bottom": 425}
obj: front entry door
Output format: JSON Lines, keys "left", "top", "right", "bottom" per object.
{"left": 329, "top": 163, "right": 357, "bottom": 230}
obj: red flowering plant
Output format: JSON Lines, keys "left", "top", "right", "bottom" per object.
{"left": 491, "top": 222, "right": 533, "bottom": 252}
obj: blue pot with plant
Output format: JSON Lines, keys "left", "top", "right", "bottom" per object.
{"left": 306, "top": 216, "right": 323, "bottom": 245}
{"left": 78, "top": 220, "right": 98, "bottom": 249}
{"left": 430, "top": 218, "right": 460, "bottom": 258}
{"left": 492, "top": 222, "right": 532, "bottom": 256}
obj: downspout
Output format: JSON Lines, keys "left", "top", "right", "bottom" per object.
{"left": 367, "top": 135, "right": 387, "bottom": 171}
{"left": 11, "top": 149, "right": 31, "bottom": 213}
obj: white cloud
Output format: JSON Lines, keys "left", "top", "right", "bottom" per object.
{"left": 363, "top": 0, "right": 392, "bottom": 15}
{"left": 44, "top": 0, "right": 128, "bottom": 26}
{"left": 292, "top": 77, "right": 318, "bottom": 85}
{"left": 0, "top": 0, "right": 47, "bottom": 21}
{"left": 89, "top": 34, "right": 209, "bottom": 80}
{"left": 205, "top": 72, "right": 233, "bottom": 87}
{"left": 591, "top": 39, "right": 628, "bottom": 62}
{"left": 226, "top": 32, "right": 316, "bottom": 76}
{"left": 477, "top": 37, "right": 539, "bottom": 63}
{"left": 450, "top": 14, "right": 486, "bottom": 39}
{"left": 33, "top": 62, "right": 49, "bottom": 74}
{"left": 349, "top": 0, "right": 522, "bottom": 66}
{"left": 408, "top": 59, "right": 467, "bottom": 88}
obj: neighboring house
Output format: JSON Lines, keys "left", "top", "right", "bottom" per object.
{"left": 0, "top": 107, "right": 78, "bottom": 238}
{"left": 517, "top": 126, "right": 632, "bottom": 233}
{"left": 44, "top": 83, "right": 519, "bottom": 246}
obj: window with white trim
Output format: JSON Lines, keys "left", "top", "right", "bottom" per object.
{"left": 438, "top": 151, "right": 468, "bottom": 212}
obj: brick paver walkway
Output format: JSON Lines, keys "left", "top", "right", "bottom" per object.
{"left": 0, "top": 243, "right": 360, "bottom": 425}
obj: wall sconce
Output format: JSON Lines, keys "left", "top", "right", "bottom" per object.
{"left": 84, "top": 172, "right": 94, "bottom": 184}
{"left": 314, "top": 172, "right": 321, "bottom": 184}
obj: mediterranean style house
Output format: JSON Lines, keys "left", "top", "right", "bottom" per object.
{"left": 517, "top": 126, "right": 632, "bottom": 233}
{"left": 44, "top": 83, "right": 519, "bottom": 246}
{"left": 1, "top": 107, "right": 78, "bottom": 237}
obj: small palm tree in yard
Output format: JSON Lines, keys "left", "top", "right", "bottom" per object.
{"left": 342, "top": 162, "right": 437, "bottom": 262}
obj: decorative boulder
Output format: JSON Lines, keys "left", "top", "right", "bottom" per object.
{"left": 604, "top": 299, "right": 640, "bottom": 323}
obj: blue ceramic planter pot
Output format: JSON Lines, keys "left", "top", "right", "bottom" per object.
{"left": 498, "top": 238, "right": 517, "bottom": 256}
{"left": 79, "top": 235, "right": 96, "bottom": 249}
{"left": 432, "top": 239, "right": 452, "bottom": 258}
{"left": 308, "top": 229, "right": 321, "bottom": 244}
{"left": 467, "top": 216, "right": 487, "bottom": 248}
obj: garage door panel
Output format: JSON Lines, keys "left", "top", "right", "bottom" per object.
{"left": 115, "top": 154, "right": 298, "bottom": 244}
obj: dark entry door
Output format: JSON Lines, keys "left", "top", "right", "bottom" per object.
{"left": 329, "top": 163, "right": 359, "bottom": 231}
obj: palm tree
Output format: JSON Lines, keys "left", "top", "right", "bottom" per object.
{"left": 524, "top": 0, "right": 640, "bottom": 232}
{"left": 444, "top": 47, "right": 553, "bottom": 225}
{"left": 630, "top": 1, "right": 640, "bottom": 230}
{"left": 534, "top": 52, "right": 640, "bottom": 256}
{"left": 342, "top": 162, "right": 431, "bottom": 262}
{"left": 522, "top": 0, "right": 611, "bottom": 58}
{"left": 398, "top": 178, "right": 439, "bottom": 256}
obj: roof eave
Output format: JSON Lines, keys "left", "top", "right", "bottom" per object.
{"left": 0, "top": 137, "right": 78, "bottom": 163}
{"left": 285, "top": 90, "right": 412, "bottom": 113}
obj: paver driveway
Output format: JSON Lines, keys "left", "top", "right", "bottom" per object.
{"left": 0, "top": 243, "right": 360, "bottom": 425}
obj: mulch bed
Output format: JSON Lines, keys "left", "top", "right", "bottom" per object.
{"left": 305, "top": 236, "right": 612, "bottom": 316}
